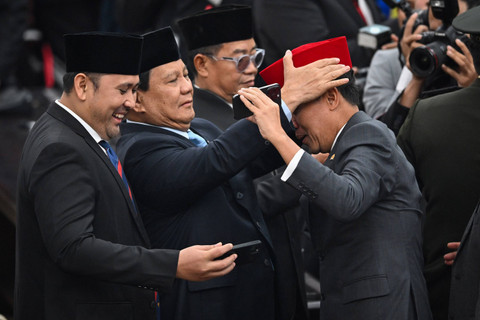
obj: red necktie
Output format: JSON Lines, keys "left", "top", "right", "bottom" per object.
{"left": 353, "top": 0, "right": 368, "bottom": 25}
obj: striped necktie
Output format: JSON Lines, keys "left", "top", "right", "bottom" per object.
{"left": 99, "top": 140, "right": 134, "bottom": 203}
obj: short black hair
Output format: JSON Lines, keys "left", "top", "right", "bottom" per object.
{"left": 186, "top": 43, "right": 223, "bottom": 79}
{"left": 138, "top": 70, "right": 151, "bottom": 92}
{"left": 336, "top": 70, "right": 360, "bottom": 106}
{"left": 62, "top": 72, "right": 102, "bottom": 93}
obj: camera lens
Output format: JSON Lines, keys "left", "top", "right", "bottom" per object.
{"left": 409, "top": 46, "right": 437, "bottom": 77}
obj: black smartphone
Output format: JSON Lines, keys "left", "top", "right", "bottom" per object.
{"left": 215, "top": 240, "right": 263, "bottom": 265}
{"left": 232, "top": 83, "right": 281, "bottom": 120}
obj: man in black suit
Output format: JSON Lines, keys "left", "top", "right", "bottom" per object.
{"left": 176, "top": 5, "right": 264, "bottom": 130}
{"left": 116, "top": 27, "right": 349, "bottom": 320}
{"left": 396, "top": 5, "right": 480, "bottom": 320}
{"left": 14, "top": 32, "right": 237, "bottom": 320}
{"left": 253, "top": 0, "right": 387, "bottom": 68}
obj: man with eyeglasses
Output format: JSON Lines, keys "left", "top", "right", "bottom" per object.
{"left": 176, "top": 5, "right": 265, "bottom": 130}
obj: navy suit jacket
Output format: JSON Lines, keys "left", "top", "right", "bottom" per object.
{"left": 117, "top": 116, "right": 293, "bottom": 320}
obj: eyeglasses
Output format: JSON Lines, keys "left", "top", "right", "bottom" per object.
{"left": 206, "top": 48, "right": 265, "bottom": 72}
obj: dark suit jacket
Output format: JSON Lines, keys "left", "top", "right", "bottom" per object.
{"left": 256, "top": 170, "right": 310, "bottom": 320}
{"left": 275, "top": 112, "right": 431, "bottom": 319}
{"left": 253, "top": 0, "right": 385, "bottom": 68}
{"left": 15, "top": 103, "right": 179, "bottom": 320}
{"left": 397, "top": 78, "right": 480, "bottom": 320}
{"left": 192, "top": 87, "right": 236, "bottom": 131}
{"left": 117, "top": 117, "right": 293, "bottom": 320}
{"left": 448, "top": 200, "right": 480, "bottom": 320}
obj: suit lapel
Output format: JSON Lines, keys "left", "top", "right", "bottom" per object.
{"left": 338, "top": 0, "right": 367, "bottom": 27}
{"left": 48, "top": 104, "right": 151, "bottom": 245}
{"left": 324, "top": 111, "right": 369, "bottom": 169}
{"left": 365, "top": 0, "right": 384, "bottom": 23}
{"left": 456, "top": 201, "right": 480, "bottom": 257}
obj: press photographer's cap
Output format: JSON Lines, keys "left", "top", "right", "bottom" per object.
{"left": 64, "top": 32, "right": 143, "bottom": 75}
{"left": 452, "top": 5, "right": 480, "bottom": 42}
{"left": 260, "top": 36, "right": 352, "bottom": 87}
{"left": 141, "top": 27, "right": 180, "bottom": 73}
{"left": 177, "top": 5, "right": 253, "bottom": 50}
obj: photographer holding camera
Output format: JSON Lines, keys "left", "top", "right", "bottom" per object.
{"left": 363, "top": 0, "right": 430, "bottom": 119}
{"left": 379, "top": 0, "right": 479, "bottom": 135}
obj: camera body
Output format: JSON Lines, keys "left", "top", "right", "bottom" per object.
{"left": 411, "top": 9, "right": 429, "bottom": 32}
{"left": 409, "top": 26, "right": 471, "bottom": 77}
{"left": 407, "top": 0, "right": 468, "bottom": 78}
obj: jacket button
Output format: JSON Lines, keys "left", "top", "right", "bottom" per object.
{"left": 264, "top": 258, "right": 270, "bottom": 267}
{"left": 236, "top": 192, "right": 244, "bottom": 199}
{"left": 256, "top": 221, "right": 262, "bottom": 229}
{"left": 150, "top": 301, "right": 157, "bottom": 309}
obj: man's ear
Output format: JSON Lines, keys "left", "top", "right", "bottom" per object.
{"left": 133, "top": 90, "right": 147, "bottom": 113}
{"left": 325, "top": 88, "right": 340, "bottom": 111}
{"left": 73, "top": 73, "right": 89, "bottom": 101}
{"left": 193, "top": 54, "right": 209, "bottom": 78}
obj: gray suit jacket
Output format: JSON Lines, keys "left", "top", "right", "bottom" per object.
{"left": 363, "top": 48, "right": 403, "bottom": 119}
{"left": 282, "top": 112, "right": 431, "bottom": 319}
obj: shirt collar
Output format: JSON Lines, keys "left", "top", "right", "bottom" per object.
{"left": 331, "top": 123, "right": 346, "bottom": 151}
{"left": 126, "top": 119, "right": 189, "bottom": 139}
{"left": 55, "top": 99, "right": 103, "bottom": 144}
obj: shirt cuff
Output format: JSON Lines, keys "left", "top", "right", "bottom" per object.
{"left": 280, "top": 100, "right": 292, "bottom": 122}
{"left": 281, "top": 149, "right": 305, "bottom": 181}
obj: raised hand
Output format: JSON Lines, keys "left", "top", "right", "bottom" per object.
{"left": 442, "top": 39, "right": 478, "bottom": 88}
{"left": 281, "top": 50, "right": 350, "bottom": 113}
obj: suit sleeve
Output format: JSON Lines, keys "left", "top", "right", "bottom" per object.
{"left": 283, "top": 123, "right": 400, "bottom": 222}
{"left": 30, "top": 142, "right": 178, "bottom": 291}
{"left": 255, "top": 167, "right": 303, "bottom": 217}
{"left": 124, "top": 120, "right": 277, "bottom": 211}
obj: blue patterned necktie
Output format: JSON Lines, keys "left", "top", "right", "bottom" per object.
{"left": 187, "top": 130, "right": 207, "bottom": 147}
{"left": 99, "top": 140, "right": 135, "bottom": 205}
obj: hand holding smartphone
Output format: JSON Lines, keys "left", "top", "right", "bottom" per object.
{"left": 232, "top": 83, "right": 281, "bottom": 120}
{"left": 215, "top": 240, "right": 262, "bottom": 265}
